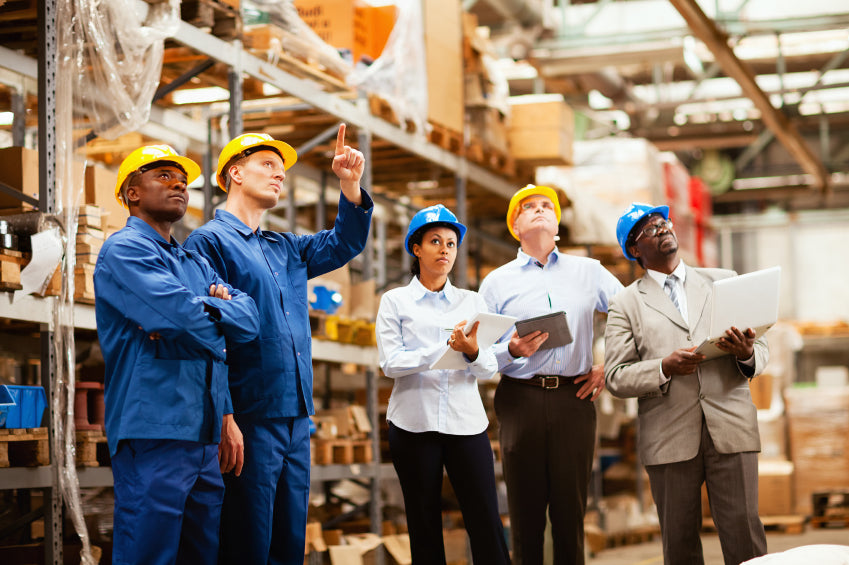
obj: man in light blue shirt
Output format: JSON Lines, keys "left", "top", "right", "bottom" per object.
{"left": 479, "top": 184, "right": 623, "bottom": 565}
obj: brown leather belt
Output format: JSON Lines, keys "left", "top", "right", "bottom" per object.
{"left": 501, "top": 374, "right": 576, "bottom": 390}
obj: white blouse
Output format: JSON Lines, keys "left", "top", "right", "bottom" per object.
{"left": 376, "top": 276, "right": 498, "bottom": 435}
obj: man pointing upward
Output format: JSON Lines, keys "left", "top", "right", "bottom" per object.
{"left": 185, "top": 124, "right": 374, "bottom": 564}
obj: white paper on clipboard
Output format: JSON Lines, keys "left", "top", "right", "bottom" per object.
{"left": 430, "top": 312, "right": 517, "bottom": 370}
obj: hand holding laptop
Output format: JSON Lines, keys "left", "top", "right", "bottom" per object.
{"left": 713, "top": 326, "right": 756, "bottom": 359}
{"left": 692, "top": 266, "right": 780, "bottom": 360}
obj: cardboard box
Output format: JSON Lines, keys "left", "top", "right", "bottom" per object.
{"left": 509, "top": 129, "right": 573, "bottom": 166}
{"left": 294, "top": 0, "right": 394, "bottom": 63}
{"left": 353, "top": 3, "right": 396, "bottom": 62}
{"left": 382, "top": 534, "right": 411, "bottom": 565}
{"left": 0, "top": 147, "right": 40, "bottom": 210}
{"left": 467, "top": 106, "right": 509, "bottom": 153}
{"left": 85, "top": 165, "right": 128, "bottom": 231}
{"left": 508, "top": 95, "right": 574, "bottom": 166}
{"left": 295, "top": 0, "right": 355, "bottom": 49}
{"left": 785, "top": 386, "right": 849, "bottom": 514}
{"left": 424, "top": 0, "right": 464, "bottom": 132}
{"left": 758, "top": 460, "right": 794, "bottom": 516}
{"left": 749, "top": 373, "right": 774, "bottom": 411}
{"left": 758, "top": 415, "right": 787, "bottom": 460}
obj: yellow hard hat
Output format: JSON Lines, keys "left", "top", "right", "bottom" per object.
{"left": 216, "top": 133, "right": 298, "bottom": 192}
{"left": 115, "top": 145, "right": 201, "bottom": 208}
{"left": 506, "top": 184, "right": 562, "bottom": 240}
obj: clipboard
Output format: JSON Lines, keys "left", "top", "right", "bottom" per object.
{"left": 430, "top": 312, "right": 517, "bottom": 370}
{"left": 515, "top": 311, "right": 573, "bottom": 351}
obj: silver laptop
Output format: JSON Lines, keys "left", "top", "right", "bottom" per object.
{"left": 694, "top": 266, "right": 781, "bottom": 360}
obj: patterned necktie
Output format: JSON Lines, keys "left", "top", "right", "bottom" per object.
{"left": 664, "top": 274, "right": 683, "bottom": 316}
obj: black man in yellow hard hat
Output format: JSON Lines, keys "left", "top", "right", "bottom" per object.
{"left": 95, "top": 145, "right": 259, "bottom": 564}
{"left": 184, "top": 126, "right": 373, "bottom": 564}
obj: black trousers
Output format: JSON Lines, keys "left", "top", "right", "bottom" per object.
{"left": 646, "top": 418, "right": 766, "bottom": 565}
{"left": 495, "top": 378, "right": 596, "bottom": 565}
{"left": 388, "top": 422, "right": 511, "bottom": 565}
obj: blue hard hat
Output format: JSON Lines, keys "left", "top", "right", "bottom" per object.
{"left": 404, "top": 204, "right": 467, "bottom": 256}
{"left": 616, "top": 202, "right": 670, "bottom": 260}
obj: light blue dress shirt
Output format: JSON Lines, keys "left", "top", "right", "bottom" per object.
{"left": 376, "top": 276, "right": 498, "bottom": 435}
{"left": 479, "top": 248, "right": 623, "bottom": 379}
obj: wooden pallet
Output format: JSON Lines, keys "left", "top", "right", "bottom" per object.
{"left": 243, "top": 25, "right": 352, "bottom": 91}
{"left": 0, "top": 249, "right": 25, "bottom": 291}
{"left": 466, "top": 141, "right": 516, "bottom": 177}
{"left": 181, "top": 0, "right": 241, "bottom": 40}
{"left": 427, "top": 124, "right": 463, "bottom": 155}
{"left": 703, "top": 515, "right": 807, "bottom": 534}
{"left": 0, "top": 428, "right": 49, "bottom": 468}
{"left": 585, "top": 523, "right": 661, "bottom": 554}
{"left": 810, "top": 514, "right": 849, "bottom": 529}
{"left": 368, "top": 94, "right": 417, "bottom": 132}
{"left": 75, "top": 429, "right": 110, "bottom": 468}
{"left": 312, "top": 438, "right": 373, "bottom": 465}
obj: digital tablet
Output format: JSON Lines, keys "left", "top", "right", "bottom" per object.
{"left": 514, "top": 311, "right": 573, "bottom": 351}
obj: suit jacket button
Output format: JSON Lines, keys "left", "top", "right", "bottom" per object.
{"left": 699, "top": 393, "right": 705, "bottom": 400}
{"left": 686, "top": 335, "right": 692, "bottom": 341}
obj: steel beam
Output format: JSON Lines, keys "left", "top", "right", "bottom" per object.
{"left": 668, "top": 0, "right": 828, "bottom": 190}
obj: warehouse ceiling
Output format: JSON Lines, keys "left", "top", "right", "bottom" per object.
{"left": 470, "top": 0, "right": 849, "bottom": 212}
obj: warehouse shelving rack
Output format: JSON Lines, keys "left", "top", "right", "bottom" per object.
{"left": 0, "top": 1, "right": 533, "bottom": 563}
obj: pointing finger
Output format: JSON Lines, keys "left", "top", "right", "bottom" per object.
{"left": 335, "top": 123, "right": 347, "bottom": 155}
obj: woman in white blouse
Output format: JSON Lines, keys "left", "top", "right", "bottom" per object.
{"left": 376, "top": 204, "right": 510, "bottom": 565}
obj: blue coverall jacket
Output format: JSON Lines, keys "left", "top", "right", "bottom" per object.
{"left": 183, "top": 190, "right": 373, "bottom": 419}
{"left": 94, "top": 216, "right": 260, "bottom": 456}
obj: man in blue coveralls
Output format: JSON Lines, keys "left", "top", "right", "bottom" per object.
{"left": 94, "top": 145, "right": 260, "bottom": 565}
{"left": 184, "top": 124, "right": 373, "bottom": 564}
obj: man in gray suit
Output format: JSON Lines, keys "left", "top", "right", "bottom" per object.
{"left": 604, "top": 202, "right": 767, "bottom": 565}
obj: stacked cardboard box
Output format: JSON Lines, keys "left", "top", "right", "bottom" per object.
{"left": 785, "top": 386, "right": 849, "bottom": 514}
{"left": 463, "top": 13, "right": 510, "bottom": 154}
{"left": 508, "top": 94, "right": 574, "bottom": 166}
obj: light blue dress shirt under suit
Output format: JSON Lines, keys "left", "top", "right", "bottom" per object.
{"left": 479, "top": 248, "right": 624, "bottom": 378}
{"left": 376, "top": 276, "right": 498, "bottom": 435}
{"left": 94, "top": 216, "right": 260, "bottom": 456}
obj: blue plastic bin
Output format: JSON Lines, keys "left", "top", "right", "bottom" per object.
{"left": 0, "top": 385, "right": 47, "bottom": 429}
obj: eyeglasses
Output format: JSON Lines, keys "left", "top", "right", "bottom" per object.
{"left": 634, "top": 219, "right": 673, "bottom": 242}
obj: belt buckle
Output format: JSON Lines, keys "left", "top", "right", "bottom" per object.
{"left": 541, "top": 376, "right": 559, "bottom": 389}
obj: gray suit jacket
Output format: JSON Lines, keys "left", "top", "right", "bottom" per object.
{"left": 604, "top": 266, "right": 767, "bottom": 466}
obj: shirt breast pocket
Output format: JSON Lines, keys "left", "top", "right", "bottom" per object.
{"left": 286, "top": 263, "right": 308, "bottom": 305}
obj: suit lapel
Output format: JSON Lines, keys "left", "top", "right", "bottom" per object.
{"left": 638, "top": 274, "right": 688, "bottom": 331}
{"left": 685, "top": 266, "right": 711, "bottom": 331}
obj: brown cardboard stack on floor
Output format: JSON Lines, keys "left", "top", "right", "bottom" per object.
{"left": 784, "top": 386, "right": 849, "bottom": 515}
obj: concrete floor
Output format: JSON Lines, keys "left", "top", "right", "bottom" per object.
{"left": 587, "top": 527, "right": 849, "bottom": 564}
